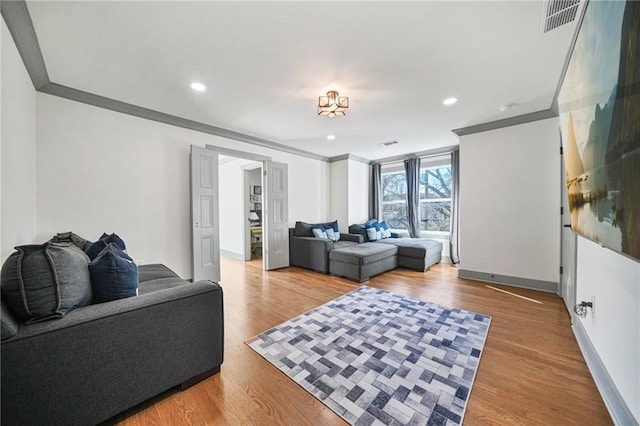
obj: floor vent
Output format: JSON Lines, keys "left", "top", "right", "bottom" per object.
{"left": 541, "top": 0, "right": 581, "bottom": 33}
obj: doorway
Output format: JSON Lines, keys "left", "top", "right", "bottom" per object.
{"left": 191, "top": 144, "right": 290, "bottom": 283}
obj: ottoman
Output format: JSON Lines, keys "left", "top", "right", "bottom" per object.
{"left": 373, "top": 238, "right": 443, "bottom": 271}
{"left": 329, "top": 242, "right": 398, "bottom": 282}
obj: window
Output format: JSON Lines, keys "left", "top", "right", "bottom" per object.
{"left": 381, "top": 161, "right": 452, "bottom": 233}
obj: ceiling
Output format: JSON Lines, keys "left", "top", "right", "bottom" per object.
{"left": 25, "top": 1, "right": 578, "bottom": 161}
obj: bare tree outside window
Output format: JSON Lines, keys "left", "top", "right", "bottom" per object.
{"left": 381, "top": 166, "right": 452, "bottom": 233}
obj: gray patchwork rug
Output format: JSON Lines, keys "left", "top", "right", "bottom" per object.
{"left": 246, "top": 286, "right": 491, "bottom": 425}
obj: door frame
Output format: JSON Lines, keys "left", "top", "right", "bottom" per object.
{"left": 206, "top": 145, "right": 272, "bottom": 270}
{"left": 243, "top": 164, "right": 262, "bottom": 261}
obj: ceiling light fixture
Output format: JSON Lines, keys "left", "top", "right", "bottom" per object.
{"left": 190, "top": 82, "right": 206, "bottom": 92}
{"left": 318, "top": 91, "right": 349, "bottom": 118}
{"left": 443, "top": 97, "right": 458, "bottom": 106}
{"left": 327, "top": 135, "right": 336, "bottom": 140}
{"left": 498, "top": 103, "right": 514, "bottom": 112}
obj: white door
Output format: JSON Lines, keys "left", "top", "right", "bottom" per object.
{"left": 264, "top": 161, "right": 289, "bottom": 270}
{"left": 560, "top": 140, "right": 576, "bottom": 316}
{"left": 191, "top": 145, "right": 220, "bottom": 283}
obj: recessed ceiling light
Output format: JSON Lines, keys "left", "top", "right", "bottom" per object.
{"left": 498, "top": 103, "right": 514, "bottom": 112}
{"left": 327, "top": 135, "right": 336, "bottom": 140}
{"left": 190, "top": 82, "right": 206, "bottom": 92}
{"left": 443, "top": 97, "right": 458, "bottom": 106}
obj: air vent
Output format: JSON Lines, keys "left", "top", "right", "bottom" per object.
{"left": 541, "top": 0, "right": 580, "bottom": 33}
{"left": 378, "top": 140, "right": 399, "bottom": 147}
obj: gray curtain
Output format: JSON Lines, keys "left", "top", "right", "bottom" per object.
{"left": 449, "top": 150, "right": 460, "bottom": 265}
{"left": 369, "top": 163, "right": 382, "bottom": 220}
{"left": 404, "top": 157, "right": 421, "bottom": 238}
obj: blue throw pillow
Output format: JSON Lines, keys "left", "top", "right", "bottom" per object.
{"left": 365, "top": 219, "right": 380, "bottom": 231}
{"left": 85, "top": 233, "right": 127, "bottom": 261}
{"left": 312, "top": 227, "right": 328, "bottom": 239}
{"left": 324, "top": 228, "right": 340, "bottom": 242}
{"left": 327, "top": 220, "right": 339, "bottom": 232}
{"left": 89, "top": 243, "right": 138, "bottom": 304}
{"left": 379, "top": 221, "right": 389, "bottom": 230}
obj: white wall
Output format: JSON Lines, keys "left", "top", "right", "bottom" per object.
{"left": 348, "top": 159, "right": 370, "bottom": 225}
{"left": 35, "top": 93, "right": 330, "bottom": 278}
{"left": 459, "top": 118, "right": 560, "bottom": 284}
{"left": 1, "top": 21, "right": 37, "bottom": 261}
{"left": 329, "top": 160, "right": 348, "bottom": 232}
{"left": 576, "top": 236, "right": 640, "bottom": 422}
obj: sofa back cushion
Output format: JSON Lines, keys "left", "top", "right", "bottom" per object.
{"left": 89, "top": 243, "right": 138, "bottom": 304}
{"left": 294, "top": 221, "right": 315, "bottom": 237}
{"left": 0, "top": 243, "right": 92, "bottom": 324}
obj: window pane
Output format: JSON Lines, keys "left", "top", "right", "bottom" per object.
{"left": 420, "top": 167, "right": 452, "bottom": 200}
{"left": 382, "top": 203, "right": 407, "bottom": 229}
{"left": 382, "top": 173, "right": 406, "bottom": 202}
{"left": 420, "top": 201, "right": 451, "bottom": 232}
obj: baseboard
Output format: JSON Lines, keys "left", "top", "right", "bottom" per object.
{"left": 572, "top": 319, "right": 638, "bottom": 426}
{"left": 458, "top": 269, "right": 557, "bottom": 293}
{"left": 220, "top": 249, "right": 244, "bottom": 261}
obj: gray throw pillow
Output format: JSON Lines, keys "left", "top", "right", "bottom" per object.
{"left": 0, "top": 243, "right": 92, "bottom": 324}
{"left": 49, "top": 232, "right": 93, "bottom": 251}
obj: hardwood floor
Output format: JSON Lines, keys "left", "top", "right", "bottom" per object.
{"left": 118, "top": 257, "right": 612, "bottom": 425}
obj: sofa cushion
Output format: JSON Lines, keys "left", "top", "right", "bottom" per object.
{"left": 329, "top": 242, "right": 397, "bottom": 265}
{"left": 85, "top": 233, "right": 127, "bottom": 261}
{"left": 294, "top": 221, "right": 315, "bottom": 237}
{"left": 138, "top": 277, "right": 188, "bottom": 295}
{"left": 374, "top": 238, "right": 443, "bottom": 259}
{"left": 1, "top": 243, "right": 92, "bottom": 323}
{"left": 138, "top": 264, "right": 180, "bottom": 283}
{"left": 89, "top": 243, "right": 138, "bottom": 304}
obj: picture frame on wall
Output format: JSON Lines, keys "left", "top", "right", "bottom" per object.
{"left": 254, "top": 186, "right": 262, "bottom": 195}
{"left": 250, "top": 194, "right": 260, "bottom": 203}
{"left": 255, "top": 203, "right": 262, "bottom": 210}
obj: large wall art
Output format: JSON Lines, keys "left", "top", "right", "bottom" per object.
{"left": 558, "top": 0, "right": 639, "bottom": 262}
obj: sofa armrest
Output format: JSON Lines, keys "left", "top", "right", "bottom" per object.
{"left": 340, "top": 233, "right": 364, "bottom": 243}
{"left": 1, "top": 281, "right": 223, "bottom": 425}
{"left": 289, "top": 235, "right": 333, "bottom": 273}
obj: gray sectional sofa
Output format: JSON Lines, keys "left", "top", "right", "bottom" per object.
{"left": 289, "top": 221, "right": 443, "bottom": 281}
{"left": 1, "top": 263, "right": 224, "bottom": 426}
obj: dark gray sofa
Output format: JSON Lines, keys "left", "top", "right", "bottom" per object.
{"left": 1, "top": 264, "right": 224, "bottom": 426}
{"left": 289, "top": 228, "right": 362, "bottom": 273}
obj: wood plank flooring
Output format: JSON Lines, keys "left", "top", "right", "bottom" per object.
{"left": 118, "top": 257, "right": 612, "bottom": 425}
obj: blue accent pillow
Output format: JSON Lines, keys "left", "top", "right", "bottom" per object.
{"left": 85, "top": 233, "right": 127, "bottom": 261}
{"left": 312, "top": 227, "right": 328, "bottom": 239}
{"left": 324, "top": 228, "right": 340, "bottom": 242}
{"left": 379, "top": 221, "right": 389, "bottom": 230}
{"left": 327, "top": 220, "right": 339, "bottom": 233}
{"left": 89, "top": 243, "right": 138, "bottom": 304}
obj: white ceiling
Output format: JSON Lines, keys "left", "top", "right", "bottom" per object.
{"left": 26, "top": 1, "right": 578, "bottom": 161}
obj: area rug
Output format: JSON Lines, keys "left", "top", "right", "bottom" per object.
{"left": 246, "top": 286, "right": 491, "bottom": 425}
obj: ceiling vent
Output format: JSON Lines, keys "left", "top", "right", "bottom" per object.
{"left": 378, "top": 140, "right": 399, "bottom": 147}
{"left": 540, "top": 0, "right": 581, "bottom": 34}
